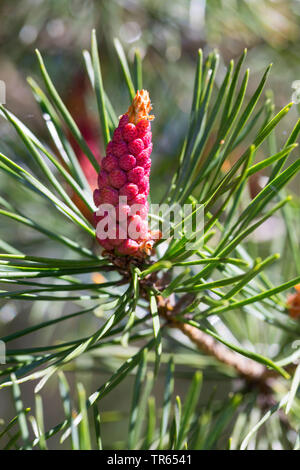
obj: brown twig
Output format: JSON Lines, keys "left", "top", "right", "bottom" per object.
{"left": 156, "top": 294, "right": 276, "bottom": 386}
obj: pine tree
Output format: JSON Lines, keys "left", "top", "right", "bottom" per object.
{"left": 0, "top": 30, "right": 300, "bottom": 450}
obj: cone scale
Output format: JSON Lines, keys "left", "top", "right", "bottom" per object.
{"left": 93, "top": 90, "right": 157, "bottom": 257}
{"left": 287, "top": 284, "right": 300, "bottom": 319}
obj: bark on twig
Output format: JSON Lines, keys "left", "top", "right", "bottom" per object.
{"left": 170, "top": 319, "right": 266, "bottom": 381}
{"left": 156, "top": 295, "right": 274, "bottom": 384}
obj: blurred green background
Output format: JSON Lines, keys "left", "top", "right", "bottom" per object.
{"left": 0, "top": 0, "right": 300, "bottom": 449}
{"left": 1, "top": 0, "right": 300, "bottom": 195}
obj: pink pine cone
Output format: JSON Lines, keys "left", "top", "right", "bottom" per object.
{"left": 119, "top": 154, "right": 136, "bottom": 171}
{"left": 122, "top": 123, "right": 138, "bottom": 142}
{"left": 93, "top": 90, "right": 158, "bottom": 257}
{"left": 109, "top": 169, "right": 127, "bottom": 189}
{"left": 98, "top": 187, "right": 119, "bottom": 206}
{"left": 120, "top": 182, "right": 139, "bottom": 201}
{"left": 118, "top": 239, "right": 139, "bottom": 255}
{"left": 136, "top": 119, "right": 151, "bottom": 135}
{"left": 113, "top": 127, "right": 123, "bottom": 143}
{"left": 128, "top": 166, "right": 144, "bottom": 184}
{"left": 142, "top": 132, "right": 152, "bottom": 147}
{"left": 128, "top": 138, "right": 144, "bottom": 156}
{"left": 113, "top": 140, "right": 128, "bottom": 158}
{"left": 98, "top": 170, "right": 109, "bottom": 188}
{"left": 102, "top": 155, "right": 119, "bottom": 172}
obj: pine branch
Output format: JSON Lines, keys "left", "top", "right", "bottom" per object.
{"left": 156, "top": 294, "right": 277, "bottom": 384}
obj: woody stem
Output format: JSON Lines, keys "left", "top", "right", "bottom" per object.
{"left": 156, "top": 294, "right": 275, "bottom": 384}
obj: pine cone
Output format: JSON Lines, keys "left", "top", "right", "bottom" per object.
{"left": 94, "top": 90, "right": 159, "bottom": 257}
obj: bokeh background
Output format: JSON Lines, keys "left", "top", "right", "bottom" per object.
{"left": 0, "top": 0, "right": 300, "bottom": 449}
{"left": 1, "top": 0, "right": 300, "bottom": 194}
